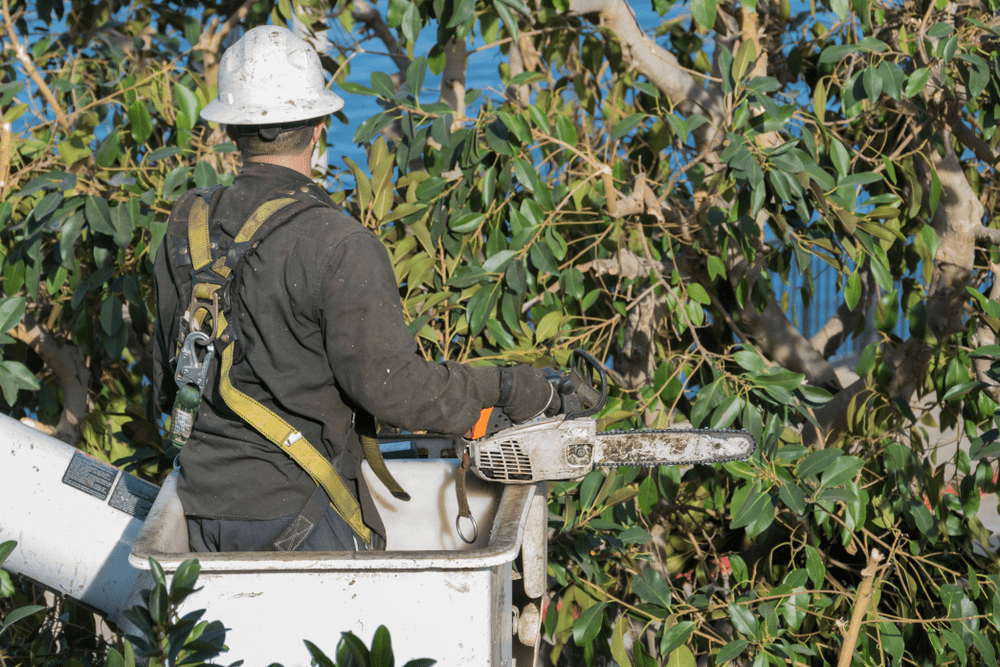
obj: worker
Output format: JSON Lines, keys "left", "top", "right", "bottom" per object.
{"left": 152, "top": 25, "right": 556, "bottom": 553}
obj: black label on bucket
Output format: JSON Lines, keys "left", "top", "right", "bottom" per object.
{"left": 62, "top": 451, "right": 117, "bottom": 501}
{"left": 109, "top": 473, "right": 158, "bottom": 520}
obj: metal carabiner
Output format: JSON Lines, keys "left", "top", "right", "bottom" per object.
{"left": 174, "top": 330, "right": 216, "bottom": 394}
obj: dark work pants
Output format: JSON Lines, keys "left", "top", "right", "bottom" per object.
{"left": 186, "top": 486, "right": 385, "bottom": 553}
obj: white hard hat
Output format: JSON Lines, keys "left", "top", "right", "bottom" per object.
{"left": 201, "top": 25, "right": 344, "bottom": 126}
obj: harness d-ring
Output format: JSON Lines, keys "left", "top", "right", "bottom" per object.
{"left": 456, "top": 512, "right": 479, "bottom": 544}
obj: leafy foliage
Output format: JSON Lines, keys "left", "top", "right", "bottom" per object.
{"left": 3, "top": 0, "right": 1000, "bottom": 664}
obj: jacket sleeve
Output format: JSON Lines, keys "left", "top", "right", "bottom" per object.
{"left": 317, "top": 229, "right": 499, "bottom": 436}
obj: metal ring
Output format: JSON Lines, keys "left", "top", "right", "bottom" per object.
{"left": 456, "top": 513, "right": 479, "bottom": 544}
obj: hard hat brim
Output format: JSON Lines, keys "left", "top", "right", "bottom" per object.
{"left": 200, "top": 89, "right": 345, "bottom": 126}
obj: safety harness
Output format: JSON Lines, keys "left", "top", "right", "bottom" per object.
{"left": 164, "top": 184, "right": 409, "bottom": 545}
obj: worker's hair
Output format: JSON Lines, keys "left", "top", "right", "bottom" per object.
{"left": 227, "top": 118, "right": 323, "bottom": 160}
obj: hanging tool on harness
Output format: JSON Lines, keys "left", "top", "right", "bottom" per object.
{"left": 164, "top": 330, "right": 215, "bottom": 459}
{"left": 165, "top": 284, "right": 221, "bottom": 459}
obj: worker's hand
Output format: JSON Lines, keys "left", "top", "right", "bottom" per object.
{"left": 499, "top": 366, "right": 560, "bottom": 423}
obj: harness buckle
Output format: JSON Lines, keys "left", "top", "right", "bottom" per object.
{"left": 174, "top": 331, "right": 216, "bottom": 394}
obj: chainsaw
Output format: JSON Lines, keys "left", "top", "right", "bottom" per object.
{"left": 463, "top": 349, "right": 756, "bottom": 484}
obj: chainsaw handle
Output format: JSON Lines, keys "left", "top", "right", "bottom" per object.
{"left": 562, "top": 349, "right": 607, "bottom": 420}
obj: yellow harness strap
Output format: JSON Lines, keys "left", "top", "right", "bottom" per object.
{"left": 216, "top": 310, "right": 372, "bottom": 543}
{"left": 356, "top": 411, "right": 411, "bottom": 501}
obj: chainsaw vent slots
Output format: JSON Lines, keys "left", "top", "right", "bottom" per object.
{"left": 478, "top": 439, "right": 533, "bottom": 481}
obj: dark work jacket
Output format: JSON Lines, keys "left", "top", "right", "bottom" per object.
{"left": 152, "top": 162, "right": 499, "bottom": 538}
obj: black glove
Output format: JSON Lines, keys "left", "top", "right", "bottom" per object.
{"left": 499, "top": 366, "right": 559, "bottom": 423}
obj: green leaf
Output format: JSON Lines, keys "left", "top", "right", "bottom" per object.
{"left": 660, "top": 621, "right": 695, "bottom": 652}
{"left": 734, "top": 349, "right": 767, "bottom": 373}
{"left": 830, "top": 0, "right": 850, "bottom": 20}
{"left": 717, "top": 639, "right": 750, "bottom": 663}
{"left": 818, "top": 44, "right": 859, "bottom": 65}
{"left": 174, "top": 84, "right": 199, "bottom": 130}
{"left": 466, "top": 286, "right": 497, "bottom": 336}
{"left": 631, "top": 568, "right": 672, "bottom": 608}
{"left": 820, "top": 456, "right": 865, "bottom": 488}
{"left": 85, "top": 195, "right": 115, "bottom": 236}
{"left": 493, "top": 0, "right": 520, "bottom": 38}
{"left": 805, "top": 545, "right": 826, "bottom": 588}
{"left": 534, "top": 310, "right": 562, "bottom": 343}
{"left": 406, "top": 56, "right": 427, "bottom": 97}
{"left": 798, "top": 448, "right": 843, "bottom": 479}
{"left": 610, "top": 614, "right": 633, "bottom": 667}
{"left": 611, "top": 114, "right": 645, "bottom": 141}
{"left": 845, "top": 270, "right": 861, "bottom": 310}
{"left": 149, "top": 558, "right": 167, "bottom": 588}
{"left": 128, "top": 101, "right": 153, "bottom": 144}
{"left": 830, "top": 139, "right": 851, "bottom": 177}
{"left": 401, "top": 1, "right": 422, "bottom": 44}
{"left": 486, "top": 319, "right": 515, "bottom": 348}
{"left": 687, "top": 282, "right": 711, "bottom": 305}
{"left": 483, "top": 250, "right": 517, "bottom": 274}
{"left": 0, "top": 297, "right": 25, "bottom": 335}
{"left": 370, "top": 625, "right": 394, "bottom": 667}
{"left": 0, "top": 361, "right": 40, "bottom": 402}
{"left": 1, "top": 605, "right": 46, "bottom": 634}
{"left": 905, "top": 68, "right": 930, "bottom": 98}
{"left": 617, "top": 526, "right": 651, "bottom": 544}
{"left": 732, "top": 39, "right": 756, "bottom": 82}
{"left": 572, "top": 602, "right": 606, "bottom": 646}
{"left": 691, "top": 0, "right": 717, "bottom": 30}
{"left": 354, "top": 112, "right": 395, "bottom": 144}
{"left": 0, "top": 541, "right": 15, "bottom": 565}
{"left": 305, "top": 640, "right": 337, "bottom": 667}
{"left": 555, "top": 116, "right": 577, "bottom": 147}
{"left": 170, "top": 558, "right": 201, "bottom": 600}
{"left": 193, "top": 161, "right": 217, "bottom": 189}
{"left": 779, "top": 483, "right": 806, "bottom": 515}
{"left": 728, "top": 602, "right": 759, "bottom": 639}
{"left": 711, "top": 395, "right": 741, "bottom": 429}
{"left": 730, "top": 482, "right": 771, "bottom": 530}
{"left": 148, "top": 584, "right": 168, "bottom": 625}
{"left": 862, "top": 65, "right": 883, "bottom": 101}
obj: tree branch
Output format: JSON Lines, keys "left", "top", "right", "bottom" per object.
{"left": 811, "top": 266, "right": 877, "bottom": 359}
{"left": 974, "top": 225, "right": 1000, "bottom": 247}
{"left": 567, "top": 0, "right": 726, "bottom": 142}
{"left": 352, "top": 0, "right": 410, "bottom": 74}
{"left": 439, "top": 38, "right": 467, "bottom": 119}
{"left": 12, "top": 313, "right": 89, "bottom": 444}
{"left": 2, "top": 0, "right": 71, "bottom": 133}
{"left": 0, "top": 119, "right": 11, "bottom": 202}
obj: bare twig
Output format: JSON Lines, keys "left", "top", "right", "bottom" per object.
{"left": 837, "top": 549, "right": 886, "bottom": 667}
{"left": 1, "top": 0, "right": 71, "bottom": 133}
{"left": 0, "top": 119, "right": 11, "bottom": 201}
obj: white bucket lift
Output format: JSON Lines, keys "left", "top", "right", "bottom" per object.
{"left": 0, "top": 414, "right": 547, "bottom": 666}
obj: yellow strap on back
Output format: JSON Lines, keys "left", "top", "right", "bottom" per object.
{"left": 216, "top": 311, "right": 372, "bottom": 543}
{"left": 188, "top": 197, "right": 212, "bottom": 271}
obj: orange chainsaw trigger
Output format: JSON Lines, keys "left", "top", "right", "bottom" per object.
{"left": 468, "top": 407, "right": 494, "bottom": 440}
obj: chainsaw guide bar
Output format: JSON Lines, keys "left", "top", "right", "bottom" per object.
{"left": 467, "top": 416, "right": 757, "bottom": 483}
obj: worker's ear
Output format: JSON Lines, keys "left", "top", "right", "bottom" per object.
{"left": 311, "top": 120, "right": 325, "bottom": 146}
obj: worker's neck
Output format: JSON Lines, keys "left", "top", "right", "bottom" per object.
{"left": 247, "top": 150, "right": 312, "bottom": 177}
